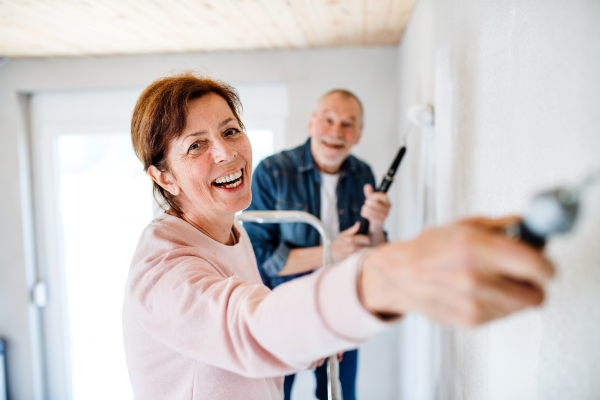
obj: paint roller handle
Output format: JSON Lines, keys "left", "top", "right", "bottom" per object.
{"left": 504, "top": 221, "right": 546, "bottom": 249}
{"left": 357, "top": 147, "right": 407, "bottom": 236}
{"left": 504, "top": 188, "right": 580, "bottom": 249}
{"left": 356, "top": 217, "right": 370, "bottom": 236}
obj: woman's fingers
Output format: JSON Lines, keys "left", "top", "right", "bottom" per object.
{"left": 394, "top": 274, "right": 545, "bottom": 327}
{"left": 470, "top": 229, "right": 555, "bottom": 288}
{"left": 432, "top": 274, "right": 545, "bottom": 325}
{"left": 442, "top": 222, "right": 554, "bottom": 290}
{"left": 359, "top": 217, "right": 556, "bottom": 327}
{"left": 460, "top": 215, "right": 521, "bottom": 233}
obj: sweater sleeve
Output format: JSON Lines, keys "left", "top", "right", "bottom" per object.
{"left": 126, "top": 245, "right": 391, "bottom": 379}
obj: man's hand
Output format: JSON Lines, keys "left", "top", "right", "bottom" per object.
{"left": 279, "top": 224, "right": 369, "bottom": 276}
{"left": 359, "top": 216, "right": 555, "bottom": 327}
{"left": 332, "top": 222, "right": 371, "bottom": 263}
{"left": 361, "top": 183, "right": 391, "bottom": 233}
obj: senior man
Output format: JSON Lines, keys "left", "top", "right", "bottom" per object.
{"left": 245, "top": 89, "right": 389, "bottom": 400}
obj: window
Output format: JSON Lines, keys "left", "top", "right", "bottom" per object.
{"left": 234, "top": 82, "right": 288, "bottom": 171}
{"left": 30, "top": 89, "right": 150, "bottom": 400}
{"left": 30, "top": 82, "right": 288, "bottom": 399}
{"left": 246, "top": 129, "right": 275, "bottom": 171}
{"left": 57, "top": 133, "right": 151, "bottom": 400}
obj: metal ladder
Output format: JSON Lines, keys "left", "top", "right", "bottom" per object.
{"left": 238, "top": 210, "right": 342, "bottom": 400}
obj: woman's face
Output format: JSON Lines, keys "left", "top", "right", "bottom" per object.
{"left": 165, "top": 93, "right": 252, "bottom": 217}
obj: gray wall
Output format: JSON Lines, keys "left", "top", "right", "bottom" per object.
{"left": 0, "top": 47, "right": 400, "bottom": 399}
{"left": 396, "top": 0, "right": 600, "bottom": 399}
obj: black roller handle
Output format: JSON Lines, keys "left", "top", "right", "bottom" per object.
{"left": 357, "top": 146, "right": 407, "bottom": 235}
{"left": 504, "top": 221, "right": 546, "bottom": 249}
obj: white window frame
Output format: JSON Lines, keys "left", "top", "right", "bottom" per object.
{"left": 30, "top": 88, "right": 145, "bottom": 400}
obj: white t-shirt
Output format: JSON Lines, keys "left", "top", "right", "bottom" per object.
{"left": 320, "top": 172, "right": 340, "bottom": 242}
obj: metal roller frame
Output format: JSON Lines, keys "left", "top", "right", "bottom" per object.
{"left": 238, "top": 210, "right": 342, "bottom": 400}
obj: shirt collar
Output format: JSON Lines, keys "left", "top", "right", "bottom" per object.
{"left": 297, "top": 137, "right": 358, "bottom": 175}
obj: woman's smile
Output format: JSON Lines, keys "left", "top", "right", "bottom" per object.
{"left": 212, "top": 168, "right": 243, "bottom": 189}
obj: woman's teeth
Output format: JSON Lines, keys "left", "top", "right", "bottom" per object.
{"left": 222, "top": 180, "right": 242, "bottom": 188}
{"left": 213, "top": 169, "right": 243, "bottom": 188}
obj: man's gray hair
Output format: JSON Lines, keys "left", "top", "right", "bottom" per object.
{"left": 318, "top": 89, "right": 364, "bottom": 128}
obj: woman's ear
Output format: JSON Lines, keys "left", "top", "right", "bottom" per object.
{"left": 147, "top": 165, "right": 181, "bottom": 196}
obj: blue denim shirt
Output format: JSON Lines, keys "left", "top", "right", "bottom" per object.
{"left": 244, "top": 138, "right": 376, "bottom": 289}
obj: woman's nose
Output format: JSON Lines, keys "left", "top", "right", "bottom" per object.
{"left": 212, "top": 137, "right": 237, "bottom": 163}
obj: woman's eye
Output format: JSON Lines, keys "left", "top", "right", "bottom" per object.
{"left": 225, "top": 128, "right": 240, "bottom": 137}
{"left": 189, "top": 143, "right": 200, "bottom": 151}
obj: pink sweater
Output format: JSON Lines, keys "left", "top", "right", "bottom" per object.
{"left": 123, "top": 213, "right": 390, "bottom": 399}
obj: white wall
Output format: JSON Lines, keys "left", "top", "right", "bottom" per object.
{"left": 396, "top": 0, "right": 600, "bottom": 399}
{"left": 0, "top": 47, "right": 401, "bottom": 399}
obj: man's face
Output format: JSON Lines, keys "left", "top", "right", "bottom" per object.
{"left": 308, "top": 93, "right": 363, "bottom": 174}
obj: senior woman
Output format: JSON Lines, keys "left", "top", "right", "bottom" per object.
{"left": 123, "top": 73, "right": 554, "bottom": 399}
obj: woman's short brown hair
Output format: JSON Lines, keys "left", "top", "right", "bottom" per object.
{"left": 131, "top": 73, "right": 244, "bottom": 214}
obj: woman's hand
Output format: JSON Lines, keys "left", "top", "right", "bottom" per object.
{"left": 359, "top": 216, "right": 555, "bottom": 327}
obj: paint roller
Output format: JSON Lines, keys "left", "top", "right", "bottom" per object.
{"left": 356, "top": 102, "right": 596, "bottom": 248}
{"left": 356, "top": 104, "right": 434, "bottom": 235}
{"left": 505, "top": 169, "right": 600, "bottom": 248}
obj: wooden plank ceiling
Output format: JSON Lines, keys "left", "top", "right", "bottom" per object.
{"left": 0, "top": 0, "right": 416, "bottom": 58}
